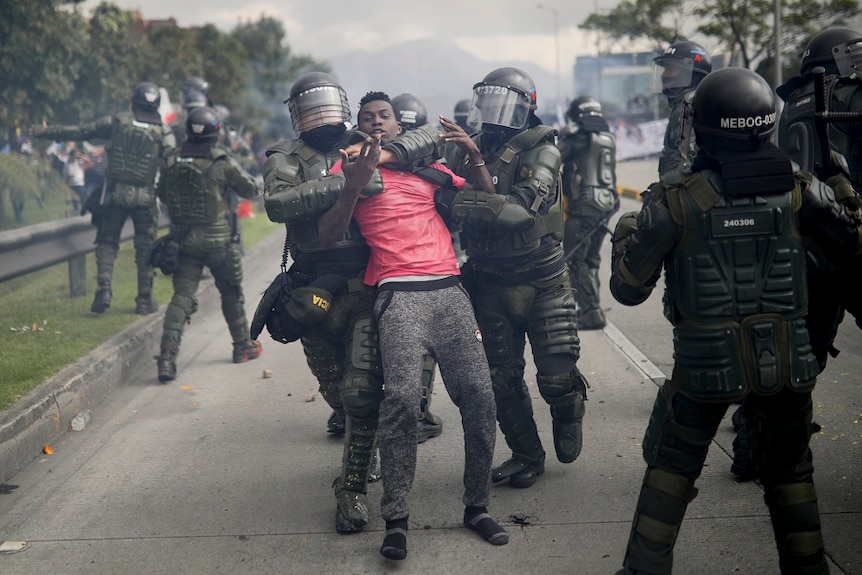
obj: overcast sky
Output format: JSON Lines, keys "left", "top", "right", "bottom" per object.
{"left": 80, "top": 0, "right": 631, "bottom": 86}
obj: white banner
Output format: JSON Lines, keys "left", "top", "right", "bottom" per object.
{"left": 613, "top": 118, "right": 668, "bottom": 161}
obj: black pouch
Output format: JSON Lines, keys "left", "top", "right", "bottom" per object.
{"left": 250, "top": 272, "right": 304, "bottom": 344}
{"left": 148, "top": 227, "right": 189, "bottom": 276}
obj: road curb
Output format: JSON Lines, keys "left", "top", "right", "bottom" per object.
{"left": 0, "top": 229, "right": 284, "bottom": 483}
{"left": 617, "top": 185, "right": 643, "bottom": 200}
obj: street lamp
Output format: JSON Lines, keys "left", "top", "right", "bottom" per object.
{"left": 536, "top": 3, "right": 561, "bottom": 122}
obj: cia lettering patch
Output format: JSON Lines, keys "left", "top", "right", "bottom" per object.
{"left": 710, "top": 211, "right": 774, "bottom": 237}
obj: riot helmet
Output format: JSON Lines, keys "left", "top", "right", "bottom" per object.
{"left": 186, "top": 106, "right": 221, "bottom": 143}
{"left": 183, "top": 88, "right": 209, "bottom": 112}
{"left": 131, "top": 82, "right": 162, "bottom": 124}
{"left": 566, "top": 96, "right": 609, "bottom": 132}
{"left": 800, "top": 27, "right": 862, "bottom": 77}
{"left": 453, "top": 99, "right": 471, "bottom": 130}
{"left": 467, "top": 67, "right": 537, "bottom": 132}
{"left": 286, "top": 72, "right": 351, "bottom": 137}
{"left": 392, "top": 93, "right": 428, "bottom": 131}
{"left": 833, "top": 34, "right": 862, "bottom": 78}
{"left": 651, "top": 41, "right": 712, "bottom": 98}
{"left": 692, "top": 68, "right": 777, "bottom": 153}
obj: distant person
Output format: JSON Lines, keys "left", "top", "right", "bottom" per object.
{"left": 32, "top": 82, "right": 176, "bottom": 314}
{"left": 154, "top": 106, "right": 262, "bottom": 382}
{"left": 63, "top": 148, "right": 90, "bottom": 212}
{"left": 319, "top": 90, "right": 508, "bottom": 559}
{"left": 557, "top": 96, "right": 619, "bottom": 330}
{"left": 651, "top": 40, "right": 712, "bottom": 184}
{"left": 391, "top": 93, "right": 429, "bottom": 130}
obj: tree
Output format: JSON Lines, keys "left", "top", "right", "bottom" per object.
{"left": 0, "top": 0, "right": 89, "bottom": 136}
{"left": 580, "top": 0, "right": 860, "bottom": 76}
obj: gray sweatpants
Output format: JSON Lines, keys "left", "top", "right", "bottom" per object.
{"left": 373, "top": 280, "right": 497, "bottom": 521}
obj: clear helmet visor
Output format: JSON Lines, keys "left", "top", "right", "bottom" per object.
{"left": 466, "top": 84, "right": 532, "bottom": 131}
{"left": 650, "top": 59, "right": 696, "bottom": 93}
{"left": 833, "top": 38, "right": 862, "bottom": 78}
{"left": 288, "top": 85, "right": 351, "bottom": 135}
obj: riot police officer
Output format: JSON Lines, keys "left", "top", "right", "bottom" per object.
{"left": 262, "top": 72, "right": 446, "bottom": 533}
{"left": 154, "top": 106, "right": 261, "bottom": 382}
{"left": 391, "top": 93, "right": 429, "bottom": 130}
{"left": 453, "top": 99, "right": 471, "bottom": 132}
{"left": 448, "top": 67, "right": 588, "bottom": 488}
{"left": 32, "top": 82, "right": 176, "bottom": 314}
{"left": 557, "top": 96, "right": 620, "bottom": 330}
{"left": 610, "top": 67, "right": 861, "bottom": 575}
{"left": 652, "top": 40, "right": 712, "bottom": 184}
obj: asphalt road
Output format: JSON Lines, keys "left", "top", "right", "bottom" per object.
{"left": 0, "top": 159, "right": 859, "bottom": 575}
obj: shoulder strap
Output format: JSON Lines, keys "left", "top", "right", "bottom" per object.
{"left": 497, "top": 126, "right": 557, "bottom": 165}
{"left": 412, "top": 165, "right": 454, "bottom": 188}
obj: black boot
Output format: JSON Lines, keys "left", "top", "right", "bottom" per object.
{"left": 551, "top": 392, "right": 586, "bottom": 463}
{"left": 90, "top": 280, "right": 112, "bottom": 313}
{"left": 491, "top": 456, "right": 545, "bottom": 488}
{"left": 156, "top": 351, "right": 177, "bottom": 383}
{"left": 135, "top": 295, "right": 159, "bottom": 315}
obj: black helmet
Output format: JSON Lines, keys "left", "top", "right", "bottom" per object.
{"left": 391, "top": 93, "right": 428, "bottom": 130}
{"left": 182, "top": 76, "right": 209, "bottom": 95}
{"left": 467, "top": 67, "right": 537, "bottom": 131}
{"left": 800, "top": 27, "right": 862, "bottom": 77}
{"left": 186, "top": 106, "right": 221, "bottom": 143}
{"left": 131, "top": 82, "right": 161, "bottom": 111}
{"left": 652, "top": 41, "right": 712, "bottom": 97}
{"left": 183, "top": 88, "right": 209, "bottom": 112}
{"left": 453, "top": 99, "right": 471, "bottom": 130}
{"left": 131, "top": 82, "right": 162, "bottom": 123}
{"left": 692, "top": 68, "right": 777, "bottom": 153}
{"left": 286, "top": 71, "right": 351, "bottom": 136}
{"left": 566, "top": 95, "right": 609, "bottom": 132}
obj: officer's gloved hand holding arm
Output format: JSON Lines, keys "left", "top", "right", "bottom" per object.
{"left": 318, "top": 137, "right": 379, "bottom": 247}
{"left": 610, "top": 199, "right": 675, "bottom": 306}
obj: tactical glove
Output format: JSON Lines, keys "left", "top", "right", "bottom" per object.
{"left": 825, "top": 174, "right": 862, "bottom": 213}
{"left": 611, "top": 211, "right": 639, "bottom": 261}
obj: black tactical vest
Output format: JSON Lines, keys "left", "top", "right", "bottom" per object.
{"left": 566, "top": 131, "right": 618, "bottom": 212}
{"left": 107, "top": 112, "right": 163, "bottom": 187}
{"left": 460, "top": 126, "right": 564, "bottom": 260}
{"left": 162, "top": 149, "right": 228, "bottom": 225}
{"left": 270, "top": 139, "right": 367, "bottom": 258}
{"left": 664, "top": 171, "right": 820, "bottom": 400}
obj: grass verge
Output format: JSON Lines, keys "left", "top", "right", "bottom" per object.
{"left": 0, "top": 211, "right": 281, "bottom": 412}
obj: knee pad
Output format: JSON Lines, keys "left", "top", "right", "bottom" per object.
{"left": 341, "top": 372, "right": 383, "bottom": 420}
{"left": 530, "top": 290, "right": 580, "bottom": 358}
{"left": 164, "top": 294, "right": 196, "bottom": 331}
{"left": 476, "top": 309, "right": 514, "bottom": 362}
{"left": 350, "top": 318, "right": 381, "bottom": 372}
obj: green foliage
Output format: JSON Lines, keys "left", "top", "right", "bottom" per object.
{"left": 1, "top": 1, "right": 328, "bottom": 147}
{"left": 580, "top": 0, "right": 861, "bottom": 78}
{"left": 0, "top": 213, "right": 280, "bottom": 412}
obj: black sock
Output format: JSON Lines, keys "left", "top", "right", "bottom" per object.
{"left": 464, "top": 506, "right": 509, "bottom": 545}
{"left": 380, "top": 518, "right": 408, "bottom": 560}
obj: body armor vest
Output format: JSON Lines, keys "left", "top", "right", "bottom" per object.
{"left": 107, "top": 112, "right": 163, "bottom": 187}
{"left": 270, "top": 139, "right": 367, "bottom": 259}
{"left": 664, "top": 170, "right": 819, "bottom": 400}
{"left": 162, "top": 149, "right": 228, "bottom": 226}
{"left": 564, "top": 131, "right": 618, "bottom": 212}
{"left": 460, "top": 126, "right": 564, "bottom": 261}
{"left": 778, "top": 76, "right": 838, "bottom": 174}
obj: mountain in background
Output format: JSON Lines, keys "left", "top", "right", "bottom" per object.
{"left": 327, "top": 39, "right": 565, "bottom": 126}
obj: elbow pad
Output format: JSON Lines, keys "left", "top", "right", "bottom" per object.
{"left": 620, "top": 200, "right": 675, "bottom": 287}
{"left": 800, "top": 176, "right": 862, "bottom": 259}
{"left": 383, "top": 124, "right": 444, "bottom": 164}
{"left": 264, "top": 173, "right": 345, "bottom": 223}
{"left": 451, "top": 189, "right": 535, "bottom": 231}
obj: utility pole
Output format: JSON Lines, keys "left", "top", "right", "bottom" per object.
{"left": 537, "top": 3, "right": 562, "bottom": 123}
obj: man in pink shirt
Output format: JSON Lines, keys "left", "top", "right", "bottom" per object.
{"left": 319, "top": 91, "right": 508, "bottom": 560}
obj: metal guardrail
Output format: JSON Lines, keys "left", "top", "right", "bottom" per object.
{"left": 0, "top": 211, "right": 169, "bottom": 295}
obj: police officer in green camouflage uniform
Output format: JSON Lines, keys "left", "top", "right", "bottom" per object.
{"left": 32, "top": 82, "right": 175, "bottom": 314}
{"left": 154, "top": 106, "right": 261, "bottom": 382}
{"left": 448, "top": 67, "right": 588, "bottom": 489}
{"left": 611, "top": 67, "right": 862, "bottom": 575}
{"left": 263, "top": 72, "right": 447, "bottom": 533}
{"left": 557, "top": 96, "right": 620, "bottom": 330}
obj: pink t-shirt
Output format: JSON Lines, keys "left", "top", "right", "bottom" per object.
{"left": 330, "top": 161, "right": 465, "bottom": 285}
